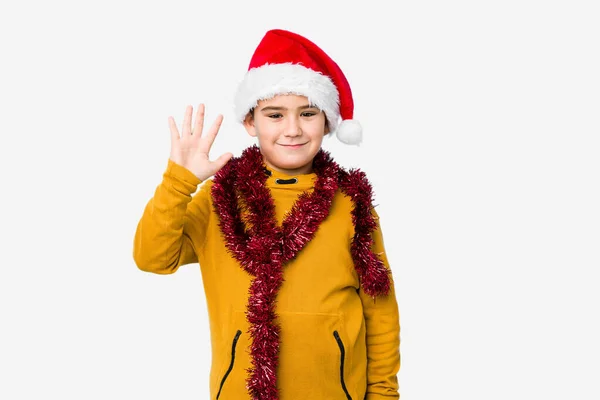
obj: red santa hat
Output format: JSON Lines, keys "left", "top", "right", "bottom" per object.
{"left": 234, "top": 29, "right": 362, "bottom": 145}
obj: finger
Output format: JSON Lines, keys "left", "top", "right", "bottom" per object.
{"left": 192, "top": 103, "right": 205, "bottom": 137}
{"left": 168, "top": 116, "right": 180, "bottom": 142}
{"left": 182, "top": 105, "right": 193, "bottom": 136}
{"left": 200, "top": 114, "right": 224, "bottom": 152}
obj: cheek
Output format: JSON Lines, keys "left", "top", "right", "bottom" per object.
{"left": 306, "top": 119, "right": 327, "bottom": 135}
{"left": 255, "top": 123, "right": 281, "bottom": 141}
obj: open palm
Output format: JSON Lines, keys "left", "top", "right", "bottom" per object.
{"left": 169, "top": 104, "right": 233, "bottom": 181}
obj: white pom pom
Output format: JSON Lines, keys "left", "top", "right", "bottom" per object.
{"left": 335, "top": 119, "right": 363, "bottom": 145}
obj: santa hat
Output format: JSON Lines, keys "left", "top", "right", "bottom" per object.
{"left": 234, "top": 29, "right": 362, "bottom": 146}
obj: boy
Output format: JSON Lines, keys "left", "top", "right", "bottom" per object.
{"left": 133, "top": 29, "right": 400, "bottom": 400}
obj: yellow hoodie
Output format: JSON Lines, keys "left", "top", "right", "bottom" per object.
{"left": 133, "top": 158, "right": 401, "bottom": 399}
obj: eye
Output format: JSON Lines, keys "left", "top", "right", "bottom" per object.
{"left": 268, "top": 113, "right": 283, "bottom": 119}
{"left": 301, "top": 112, "right": 317, "bottom": 117}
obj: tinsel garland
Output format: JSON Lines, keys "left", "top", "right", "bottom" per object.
{"left": 211, "top": 145, "right": 390, "bottom": 400}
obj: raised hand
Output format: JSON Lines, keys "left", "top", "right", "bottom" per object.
{"left": 169, "top": 104, "right": 233, "bottom": 181}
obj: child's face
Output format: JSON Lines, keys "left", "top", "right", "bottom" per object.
{"left": 243, "top": 94, "right": 329, "bottom": 176}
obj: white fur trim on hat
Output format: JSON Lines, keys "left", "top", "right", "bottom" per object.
{"left": 234, "top": 63, "right": 341, "bottom": 132}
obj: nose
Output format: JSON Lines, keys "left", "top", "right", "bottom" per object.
{"left": 284, "top": 116, "right": 302, "bottom": 137}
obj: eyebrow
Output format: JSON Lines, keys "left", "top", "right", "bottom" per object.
{"left": 259, "top": 105, "right": 318, "bottom": 112}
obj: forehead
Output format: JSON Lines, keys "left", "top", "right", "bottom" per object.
{"left": 257, "top": 94, "right": 316, "bottom": 108}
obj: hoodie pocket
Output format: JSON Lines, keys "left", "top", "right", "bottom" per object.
{"left": 216, "top": 329, "right": 242, "bottom": 400}
{"left": 213, "top": 311, "right": 252, "bottom": 400}
{"left": 334, "top": 330, "right": 353, "bottom": 400}
{"left": 276, "top": 312, "right": 355, "bottom": 399}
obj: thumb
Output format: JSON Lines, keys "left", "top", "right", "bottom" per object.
{"left": 215, "top": 152, "right": 234, "bottom": 169}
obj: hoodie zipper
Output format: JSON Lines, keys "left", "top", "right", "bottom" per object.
{"left": 216, "top": 329, "right": 242, "bottom": 400}
{"left": 333, "top": 330, "right": 353, "bottom": 400}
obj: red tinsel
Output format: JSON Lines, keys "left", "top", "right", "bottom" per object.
{"left": 211, "top": 145, "right": 390, "bottom": 400}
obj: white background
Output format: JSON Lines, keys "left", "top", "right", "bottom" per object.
{"left": 1, "top": 0, "right": 598, "bottom": 399}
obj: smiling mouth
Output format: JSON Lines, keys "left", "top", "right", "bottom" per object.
{"left": 279, "top": 143, "right": 307, "bottom": 147}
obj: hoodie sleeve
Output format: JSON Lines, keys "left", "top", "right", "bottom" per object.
{"left": 132, "top": 159, "right": 211, "bottom": 274}
{"left": 359, "top": 208, "right": 401, "bottom": 399}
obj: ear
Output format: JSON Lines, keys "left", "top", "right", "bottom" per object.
{"left": 243, "top": 113, "right": 257, "bottom": 137}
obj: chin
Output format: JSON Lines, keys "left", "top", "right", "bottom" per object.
{"left": 276, "top": 158, "right": 310, "bottom": 170}
{"left": 279, "top": 161, "right": 307, "bottom": 170}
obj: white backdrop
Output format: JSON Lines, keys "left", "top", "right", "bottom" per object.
{"left": 1, "top": 0, "right": 598, "bottom": 399}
